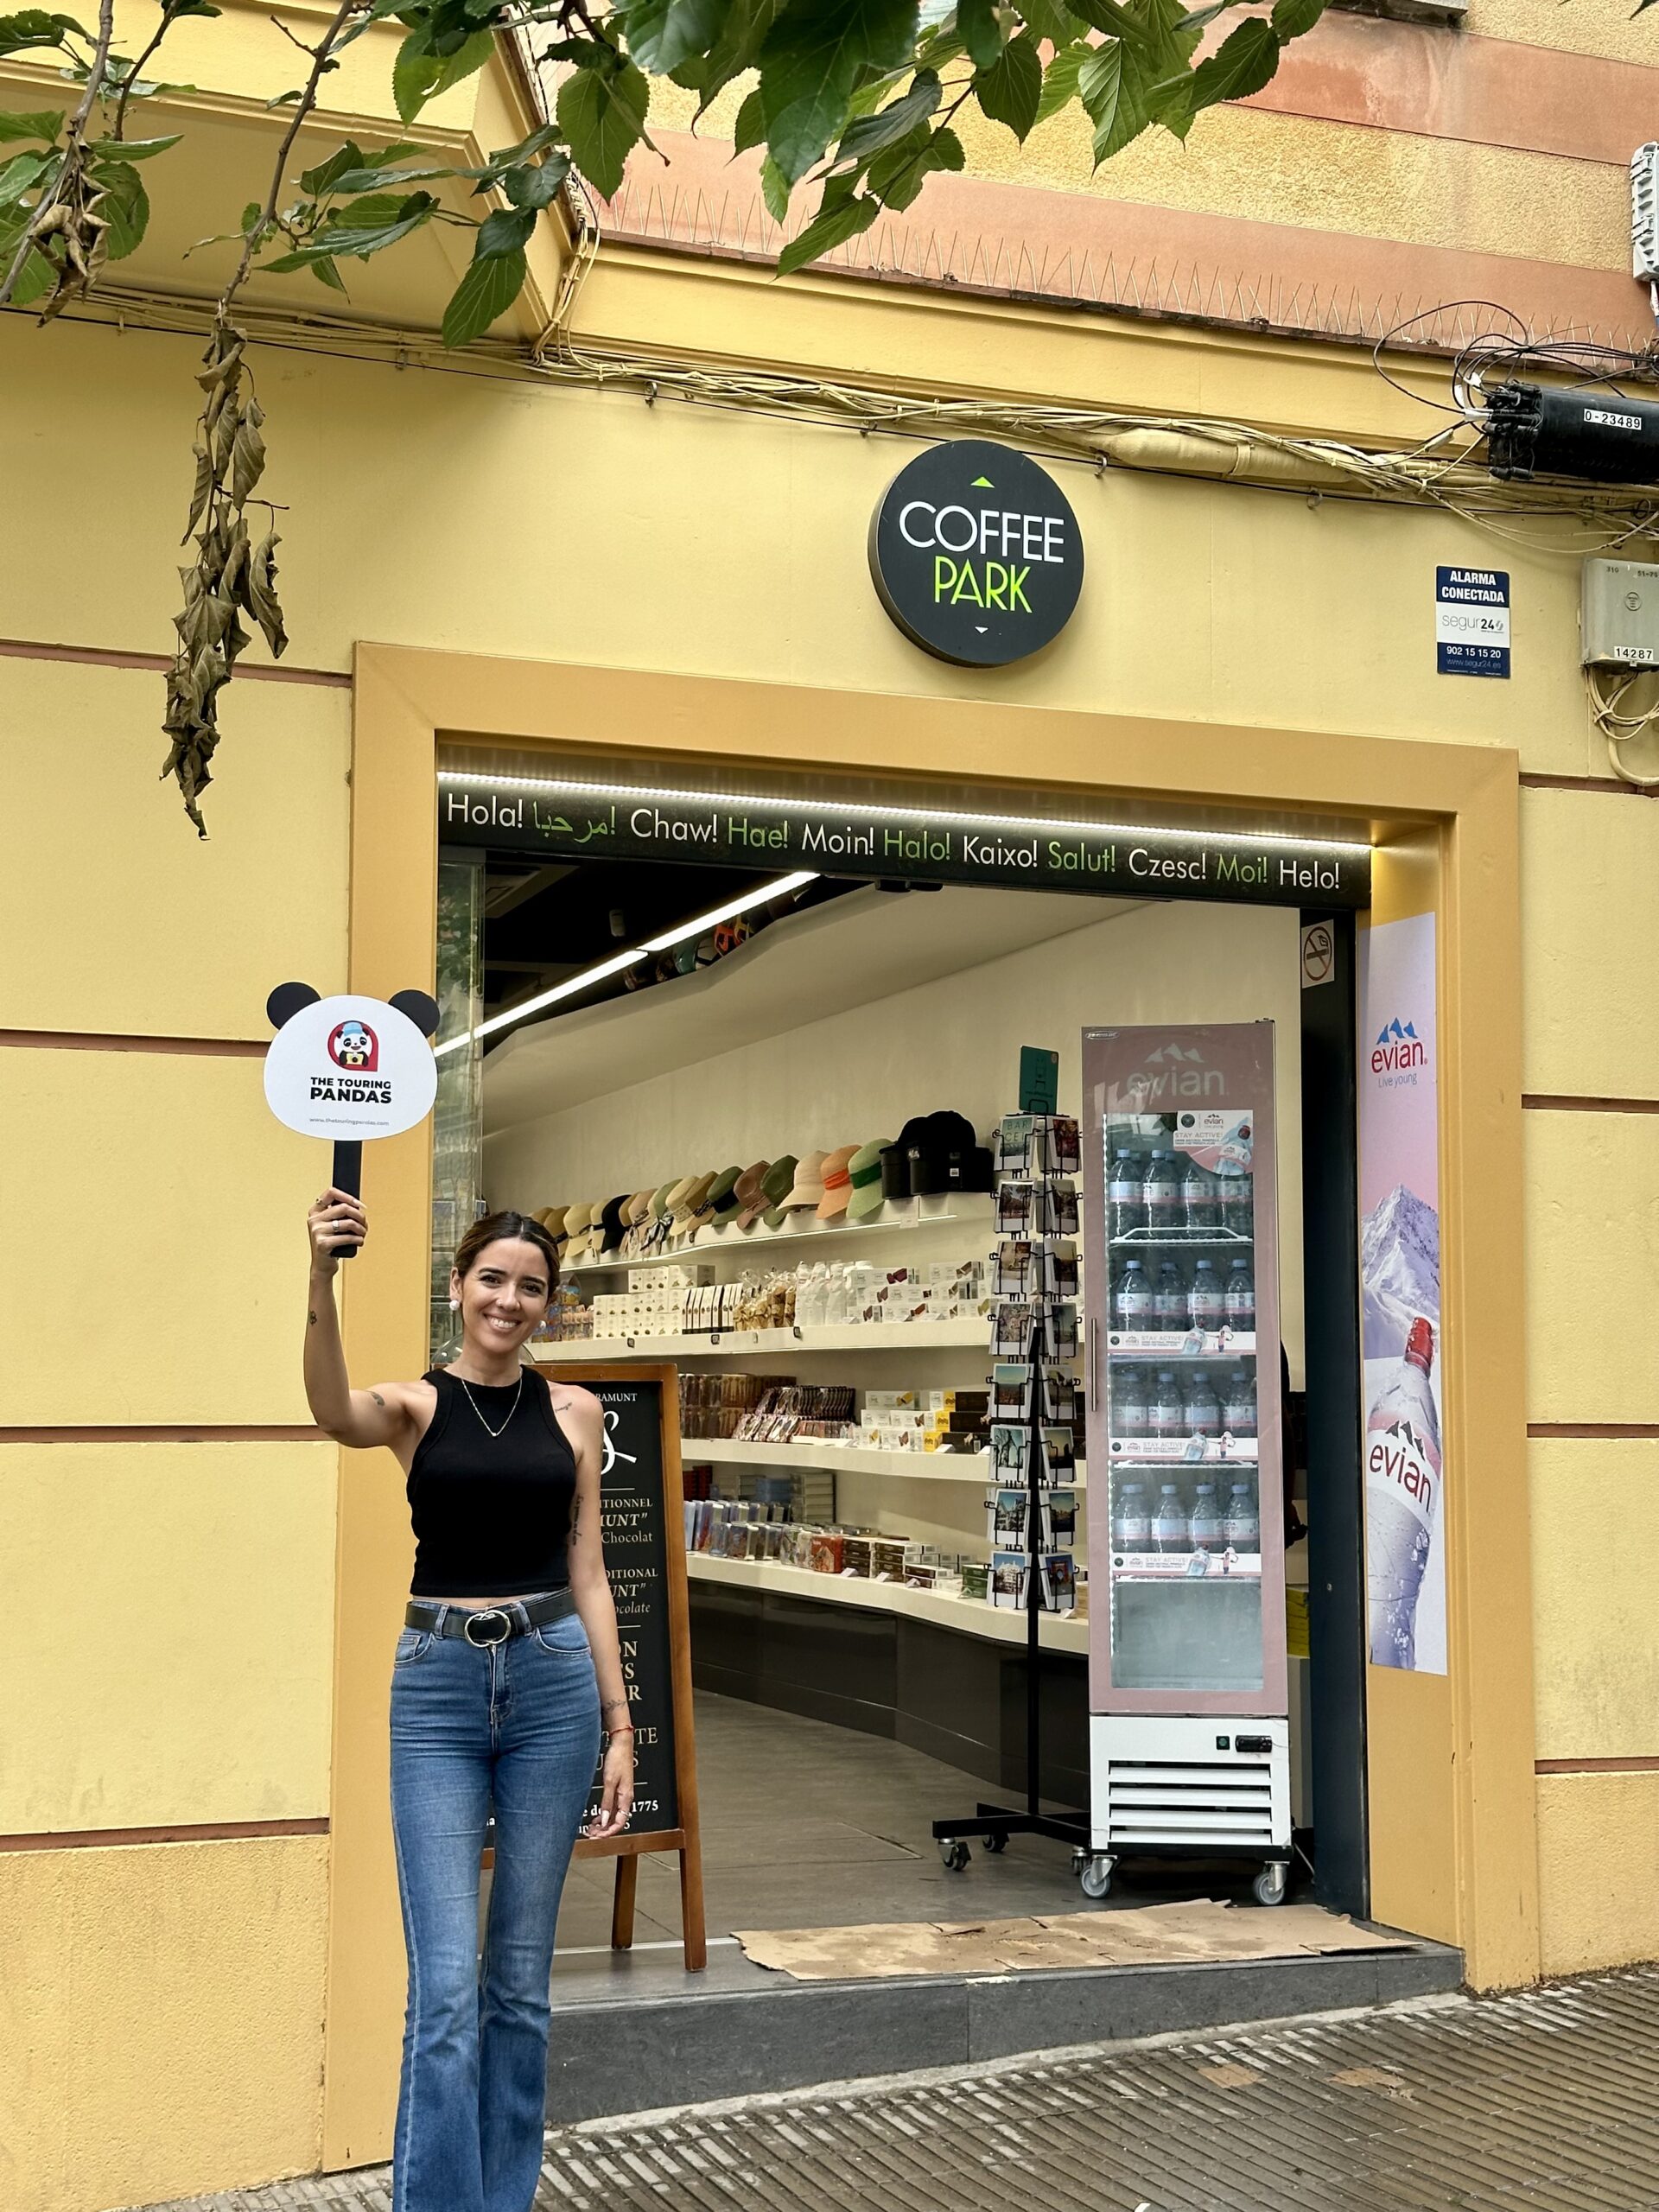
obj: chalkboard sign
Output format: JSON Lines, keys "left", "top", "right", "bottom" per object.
{"left": 564, "top": 1364, "right": 705, "bottom": 1969}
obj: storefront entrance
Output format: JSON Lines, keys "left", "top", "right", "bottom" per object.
{"left": 319, "top": 645, "right": 1533, "bottom": 2166}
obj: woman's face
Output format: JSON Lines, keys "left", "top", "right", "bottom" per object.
{"left": 450, "top": 1238, "right": 552, "bottom": 1355}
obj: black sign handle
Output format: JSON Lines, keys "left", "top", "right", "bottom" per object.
{"left": 332, "top": 1139, "right": 363, "bottom": 1263}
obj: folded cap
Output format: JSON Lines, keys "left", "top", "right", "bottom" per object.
{"left": 782, "top": 1150, "right": 827, "bottom": 1210}
{"left": 911, "top": 1111, "right": 987, "bottom": 1198}
{"left": 816, "top": 1144, "right": 860, "bottom": 1219}
{"left": 733, "top": 1160, "right": 772, "bottom": 1230}
{"left": 599, "top": 1194, "right": 630, "bottom": 1252}
{"left": 880, "top": 1116, "right": 931, "bottom": 1200}
{"left": 708, "top": 1165, "right": 743, "bottom": 1217}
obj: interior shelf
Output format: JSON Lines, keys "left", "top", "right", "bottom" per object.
{"left": 563, "top": 1197, "right": 995, "bottom": 1276}
{"left": 684, "top": 1548, "right": 1089, "bottom": 1652}
{"left": 532, "top": 1319, "right": 991, "bottom": 1362}
{"left": 679, "top": 1434, "right": 1088, "bottom": 1486}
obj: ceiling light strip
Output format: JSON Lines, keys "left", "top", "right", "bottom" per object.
{"left": 438, "top": 769, "right": 1371, "bottom": 859}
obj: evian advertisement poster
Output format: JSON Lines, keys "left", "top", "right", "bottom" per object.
{"left": 1358, "top": 912, "right": 1445, "bottom": 1675}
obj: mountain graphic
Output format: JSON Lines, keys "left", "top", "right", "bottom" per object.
{"left": 1376, "top": 1018, "right": 1419, "bottom": 1046}
{"left": 1361, "top": 1183, "right": 1440, "bottom": 1361}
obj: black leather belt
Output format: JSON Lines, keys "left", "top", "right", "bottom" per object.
{"left": 404, "top": 1588, "right": 576, "bottom": 1649}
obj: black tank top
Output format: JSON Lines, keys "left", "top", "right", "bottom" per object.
{"left": 407, "top": 1367, "right": 577, "bottom": 1598}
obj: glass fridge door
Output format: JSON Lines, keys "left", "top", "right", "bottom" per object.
{"left": 1082, "top": 1022, "right": 1288, "bottom": 1717}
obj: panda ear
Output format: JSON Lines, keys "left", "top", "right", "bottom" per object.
{"left": 267, "top": 981, "right": 322, "bottom": 1029}
{"left": 391, "top": 988, "right": 441, "bottom": 1039}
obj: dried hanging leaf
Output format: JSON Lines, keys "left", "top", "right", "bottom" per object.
{"left": 229, "top": 398, "right": 264, "bottom": 506}
{"left": 245, "top": 528, "right": 287, "bottom": 658}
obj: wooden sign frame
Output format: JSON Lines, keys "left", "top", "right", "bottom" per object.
{"left": 565, "top": 1362, "right": 706, "bottom": 1971}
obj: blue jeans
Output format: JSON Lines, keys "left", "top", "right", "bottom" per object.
{"left": 389, "top": 1605, "right": 600, "bottom": 2212}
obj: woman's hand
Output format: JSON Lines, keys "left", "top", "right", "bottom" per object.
{"left": 586, "top": 1732, "right": 635, "bottom": 1840}
{"left": 308, "top": 1186, "right": 366, "bottom": 1276}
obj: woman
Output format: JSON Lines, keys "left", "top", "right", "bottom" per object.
{"left": 303, "top": 1189, "right": 634, "bottom": 2212}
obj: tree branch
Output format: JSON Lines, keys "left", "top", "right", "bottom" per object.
{"left": 0, "top": 0, "right": 118, "bottom": 305}
{"left": 113, "top": 3, "right": 178, "bottom": 141}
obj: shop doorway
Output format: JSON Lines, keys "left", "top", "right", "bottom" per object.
{"left": 435, "top": 781, "right": 1372, "bottom": 1955}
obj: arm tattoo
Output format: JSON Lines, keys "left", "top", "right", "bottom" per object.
{"left": 601, "top": 1696, "right": 629, "bottom": 1718}
{"left": 371, "top": 1390, "right": 386, "bottom": 1409}
{"left": 308, "top": 1309, "right": 318, "bottom": 1326}
{"left": 569, "top": 1494, "right": 582, "bottom": 1545}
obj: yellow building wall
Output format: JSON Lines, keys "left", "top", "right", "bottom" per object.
{"left": 0, "top": 181, "right": 1651, "bottom": 2197}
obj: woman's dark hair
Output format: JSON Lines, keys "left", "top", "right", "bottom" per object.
{"left": 453, "top": 1211, "right": 560, "bottom": 1293}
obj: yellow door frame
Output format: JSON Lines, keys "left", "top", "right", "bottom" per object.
{"left": 323, "top": 640, "right": 1536, "bottom": 2169}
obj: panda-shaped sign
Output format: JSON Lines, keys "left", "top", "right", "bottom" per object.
{"left": 264, "top": 981, "right": 440, "bottom": 1257}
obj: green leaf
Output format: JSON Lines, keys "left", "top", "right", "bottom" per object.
{"left": 393, "top": 23, "right": 495, "bottom": 120}
{"left": 310, "top": 253, "right": 346, "bottom": 290}
{"left": 0, "top": 209, "right": 52, "bottom": 301}
{"left": 691, "top": 0, "right": 781, "bottom": 110}
{"left": 163, "top": 0, "right": 222, "bottom": 17}
{"left": 759, "top": 0, "right": 920, "bottom": 184}
{"left": 1268, "top": 0, "right": 1322, "bottom": 33}
{"left": 957, "top": 0, "right": 1003, "bottom": 64}
{"left": 732, "top": 84, "right": 767, "bottom": 150}
{"left": 503, "top": 151, "right": 570, "bottom": 207}
{"left": 441, "top": 239, "right": 524, "bottom": 344}
{"left": 777, "top": 185, "right": 877, "bottom": 272}
{"left": 624, "top": 0, "right": 724, "bottom": 73}
{"left": 1179, "top": 13, "right": 1280, "bottom": 109}
{"left": 96, "top": 160, "right": 149, "bottom": 258}
{"left": 0, "top": 10, "right": 87, "bottom": 55}
{"left": 835, "top": 67, "right": 938, "bottom": 163}
{"left": 0, "top": 108, "right": 64, "bottom": 142}
{"left": 1173, "top": 0, "right": 1231, "bottom": 25}
{"left": 556, "top": 57, "right": 650, "bottom": 198}
{"left": 475, "top": 202, "right": 535, "bottom": 253}
{"left": 974, "top": 27, "right": 1041, "bottom": 137}
{"left": 760, "top": 150, "right": 790, "bottom": 219}
{"left": 300, "top": 139, "right": 366, "bottom": 195}
{"left": 328, "top": 160, "right": 453, "bottom": 194}
{"left": 266, "top": 89, "right": 303, "bottom": 107}
{"left": 482, "top": 121, "right": 563, "bottom": 168}
{"left": 867, "top": 117, "right": 961, "bottom": 209}
{"left": 0, "top": 147, "right": 54, "bottom": 202}
{"left": 85, "top": 131, "right": 181, "bottom": 161}
{"left": 1033, "top": 39, "right": 1086, "bottom": 123}
{"left": 1016, "top": 0, "right": 1081, "bottom": 38}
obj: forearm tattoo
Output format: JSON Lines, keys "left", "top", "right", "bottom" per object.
{"left": 371, "top": 1391, "right": 385, "bottom": 1409}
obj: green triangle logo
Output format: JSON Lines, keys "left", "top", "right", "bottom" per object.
{"left": 971, "top": 475, "right": 994, "bottom": 487}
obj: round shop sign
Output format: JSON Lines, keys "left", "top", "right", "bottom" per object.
{"left": 868, "top": 438, "right": 1084, "bottom": 666}
{"left": 264, "top": 992, "right": 437, "bottom": 1140}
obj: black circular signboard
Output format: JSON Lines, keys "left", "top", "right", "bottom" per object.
{"left": 868, "top": 438, "right": 1084, "bottom": 667}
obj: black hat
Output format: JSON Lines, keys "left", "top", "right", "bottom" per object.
{"left": 599, "top": 1193, "right": 629, "bottom": 1253}
{"left": 880, "top": 1116, "right": 931, "bottom": 1201}
{"left": 911, "top": 1111, "right": 985, "bottom": 1198}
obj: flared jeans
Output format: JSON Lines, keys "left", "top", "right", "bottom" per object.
{"left": 389, "top": 1605, "right": 600, "bottom": 2212}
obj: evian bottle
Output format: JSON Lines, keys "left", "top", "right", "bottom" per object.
{"left": 1365, "top": 1316, "right": 1441, "bottom": 1669}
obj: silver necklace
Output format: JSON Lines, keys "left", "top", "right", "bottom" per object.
{"left": 458, "top": 1370, "right": 523, "bottom": 1441}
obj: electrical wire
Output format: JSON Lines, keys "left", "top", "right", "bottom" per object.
{"left": 1587, "top": 665, "right": 1659, "bottom": 787}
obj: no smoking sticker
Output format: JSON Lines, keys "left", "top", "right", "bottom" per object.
{"left": 1300, "top": 923, "right": 1334, "bottom": 989}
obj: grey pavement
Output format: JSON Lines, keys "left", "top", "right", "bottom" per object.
{"left": 136, "top": 1961, "right": 1659, "bottom": 2211}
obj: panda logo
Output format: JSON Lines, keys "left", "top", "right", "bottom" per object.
{"left": 328, "top": 1018, "right": 378, "bottom": 1071}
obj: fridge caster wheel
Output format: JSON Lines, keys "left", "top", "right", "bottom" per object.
{"left": 1252, "top": 1861, "right": 1288, "bottom": 1907}
{"left": 939, "top": 1838, "right": 970, "bottom": 1872}
{"left": 1077, "top": 1853, "right": 1116, "bottom": 1901}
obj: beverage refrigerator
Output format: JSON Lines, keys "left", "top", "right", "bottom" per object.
{"left": 1079, "top": 1022, "right": 1292, "bottom": 1906}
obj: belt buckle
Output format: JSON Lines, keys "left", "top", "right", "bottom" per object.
{"left": 463, "top": 1608, "right": 512, "bottom": 1648}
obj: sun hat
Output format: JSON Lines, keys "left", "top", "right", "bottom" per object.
{"left": 537, "top": 1205, "right": 569, "bottom": 1238}
{"left": 846, "top": 1139, "right": 892, "bottom": 1224}
{"left": 708, "top": 1165, "right": 743, "bottom": 1218}
{"left": 563, "top": 1202, "right": 593, "bottom": 1235}
{"left": 816, "top": 1144, "right": 859, "bottom": 1219}
{"left": 662, "top": 1177, "right": 698, "bottom": 1221}
{"left": 733, "top": 1161, "right": 772, "bottom": 1230}
{"left": 598, "top": 1194, "right": 630, "bottom": 1252}
{"left": 650, "top": 1182, "right": 676, "bottom": 1218}
{"left": 781, "top": 1150, "right": 828, "bottom": 1211}
{"left": 759, "top": 1154, "right": 798, "bottom": 1230}
{"left": 671, "top": 1172, "right": 716, "bottom": 1231}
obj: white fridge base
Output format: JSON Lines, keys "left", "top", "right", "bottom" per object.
{"left": 1084, "top": 1713, "right": 1292, "bottom": 1906}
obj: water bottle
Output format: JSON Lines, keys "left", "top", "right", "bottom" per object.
{"left": 1366, "top": 1316, "right": 1442, "bottom": 1669}
{"left": 1223, "top": 1367, "right": 1257, "bottom": 1437}
{"left": 1153, "top": 1482, "right": 1187, "bottom": 1555}
{"left": 1224, "top": 1480, "right": 1260, "bottom": 1554}
{"left": 1111, "top": 1479, "right": 1150, "bottom": 1552}
{"left": 1182, "top": 1158, "right": 1219, "bottom": 1230}
{"left": 1218, "top": 1164, "right": 1254, "bottom": 1238}
{"left": 1142, "top": 1148, "right": 1181, "bottom": 1236}
{"left": 1189, "top": 1481, "right": 1224, "bottom": 1554}
{"left": 1185, "top": 1373, "right": 1222, "bottom": 1439}
{"left": 1224, "top": 1258, "right": 1255, "bottom": 1332}
{"left": 1150, "top": 1370, "right": 1185, "bottom": 1443}
{"left": 1112, "top": 1257, "right": 1154, "bottom": 1332}
{"left": 1152, "top": 1259, "right": 1188, "bottom": 1335}
{"left": 1188, "top": 1258, "right": 1224, "bottom": 1331}
{"left": 1108, "top": 1149, "right": 1146, "bottom": 1239}
{"left": 1114, "top": 1364, "right": 1151, "bottom": 1440}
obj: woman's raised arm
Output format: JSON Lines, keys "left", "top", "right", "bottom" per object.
{"left": 302, "top": 1186, "right": 418, "bottom": 1451}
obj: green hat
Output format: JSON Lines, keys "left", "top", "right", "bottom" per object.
{"left": 651, "top": 1182, "right": 676, "bottom": 1218}
{"left": 846, "top": 1138, "right": 892, "bottom": 1223}
{"left": 760, "top": 1154, "right": 798, "bottom": 1230}
{"left": 708, "top": 1164, "right": 743, "bottom": 1217}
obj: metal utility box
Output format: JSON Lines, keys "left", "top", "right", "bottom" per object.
{"left": 1582, "top": 560, "right": 1659, "bottom": 670}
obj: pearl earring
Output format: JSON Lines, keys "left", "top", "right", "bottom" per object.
{"left": 448, "top": 1297, "right": 460, "bottom": 1310}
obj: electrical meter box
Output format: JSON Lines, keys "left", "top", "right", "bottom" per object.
{"left": 1581, "top": 560, "right": 1659, "bottom": 669}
